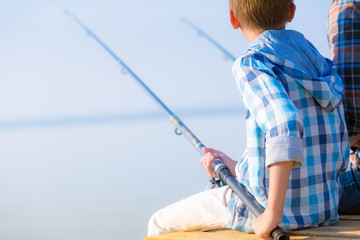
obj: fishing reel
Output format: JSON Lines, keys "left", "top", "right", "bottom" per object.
{"left": 210, "top": 178, "right": 225, "bottom": 189}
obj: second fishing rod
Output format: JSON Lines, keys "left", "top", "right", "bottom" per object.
{"left": 63, "top": 9, "right": 289, "bottom": 240}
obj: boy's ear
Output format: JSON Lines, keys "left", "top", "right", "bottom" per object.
{"left": 229, "top": 9, "right": 240, "bottom": 29}
{"left": 287, "top": 2, "right": 296, "bottom": 22}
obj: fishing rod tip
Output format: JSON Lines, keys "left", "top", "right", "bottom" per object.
{"left": 170, "top": 11, "right": 183, "bottom": 21}
{"left": 53, "top": 1, "right": 68, "bottom": 14}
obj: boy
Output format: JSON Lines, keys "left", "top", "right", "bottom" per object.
{"left": 148, "top": 1, "right": 349, "bottom": 239}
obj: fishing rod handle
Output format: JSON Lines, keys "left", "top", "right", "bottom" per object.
{"left": 271, "top": 227, "right": 290, "bottom": 240}
{"left": 212, "top": 159, "right": 290, "bottom": 240}
{"left": 212, "top": 159, "right": 263, "bottom": 216}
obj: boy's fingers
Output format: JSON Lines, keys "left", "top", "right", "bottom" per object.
{"left": 260, "top": 233, "right": 272, "bottom": 240}
{"left": 200, "top": 153, "right": 215, "bottom": 166}
{"left": 203, "top": 147, "right": 219, "bottom": 153}
{"left": 204, "top": 147, "right": 214, "bottom": 153}
{"left": 202, "top": 148, "right": 225, "bottom": 160}
{"left": 255, "top": 231, "right": 272, "bottom": 240}
{"left": 200, "top": 149, "right": 221, "bottom": 178}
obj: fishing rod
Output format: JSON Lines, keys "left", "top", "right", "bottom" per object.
{"left": 63, "top": 9, "right": 289, "bottom": 240}
{"left": 179, "top": 16, "right": 237, "bottom": 61}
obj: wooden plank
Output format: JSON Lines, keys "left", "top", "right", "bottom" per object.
{"left": 290, "top": 220, "right": 360, "bottom": 239}
{"left": 145, "top": 229, "right": 357, "bottom": 240}
{"left": 145, "top": 216, "right": 360, "bottom": 240}
{"left": 340, "top": 215, "right": 360, "bottom": 221}
{"left": 145, "top": 230, "right": 257, "bottom": 240}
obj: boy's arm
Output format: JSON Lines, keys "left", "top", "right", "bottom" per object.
{"left": 252, "top": 161, "right": 293, "bottom": 240}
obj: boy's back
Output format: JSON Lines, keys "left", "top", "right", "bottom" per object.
{"left": 229, "top": 29, "right": 349, "bottom": 231}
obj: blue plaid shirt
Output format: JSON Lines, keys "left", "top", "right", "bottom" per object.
{"left": 224, "top": 30, "right": 349, "bottom": 232}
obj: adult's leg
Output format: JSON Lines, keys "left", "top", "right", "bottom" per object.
{"left": 147, "top": 186, "right": 233, "bottom": 236}
{"left": 338, "top": 155, "right": 360, "bottom": 214}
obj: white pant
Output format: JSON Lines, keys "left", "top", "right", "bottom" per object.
{"left": 147, "top": 186, "right": 233, "bottom": 236}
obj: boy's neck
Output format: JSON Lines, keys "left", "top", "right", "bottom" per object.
{"left": 241, "top": 26, "right": 285, "bottom": 42}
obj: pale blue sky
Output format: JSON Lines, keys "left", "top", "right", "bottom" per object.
{"left": 0, "top": 1, "right": 331, "bottom": 239}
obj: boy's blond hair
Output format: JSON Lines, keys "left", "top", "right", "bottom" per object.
{"left": 229, "top": 0, "right": 293, "bottom": 30}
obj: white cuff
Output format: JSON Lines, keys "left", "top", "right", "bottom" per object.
{"left": 265, "top": 136, "right": 303, "bottom": 168}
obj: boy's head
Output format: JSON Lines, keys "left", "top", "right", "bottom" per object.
{"left": 229, "top": 0, "right": 295, "bottom": 31}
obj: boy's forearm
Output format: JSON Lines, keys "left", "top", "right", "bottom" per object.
{"left": 266, "top": 161, "right": 293, "bottom": 217}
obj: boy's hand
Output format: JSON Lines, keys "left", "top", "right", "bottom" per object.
{"left": 200, "top": 147, "right": 237, "bottom": 178}
{"left": 252, "top": 209, "right": 282, "bottom": 240}
{"left": 253, "top": 160, "right": 293, "bottom": 240}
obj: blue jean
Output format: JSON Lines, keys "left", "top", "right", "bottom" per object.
{"left": 338, "top": 162, "right": 360, "bottom": 214}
